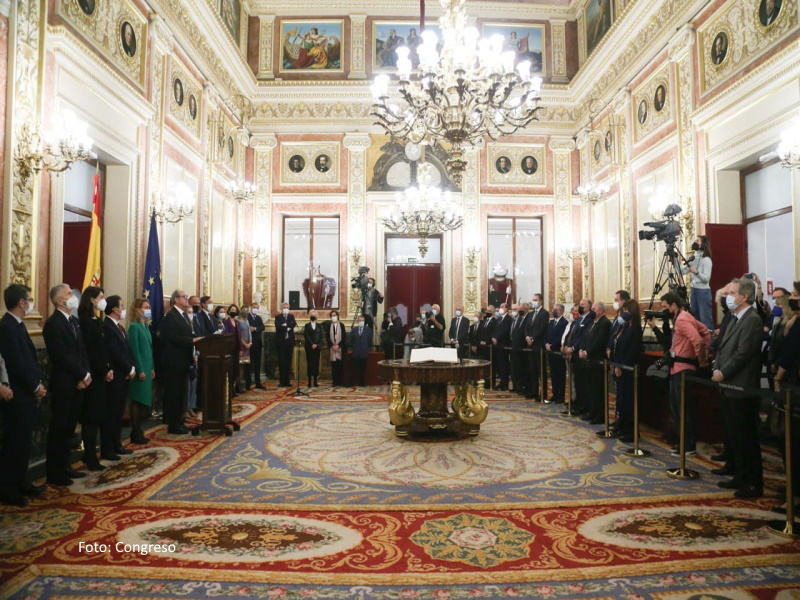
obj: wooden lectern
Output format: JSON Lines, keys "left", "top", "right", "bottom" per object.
{"left": 192, "top": 334, "right": 240, "bottom": 436}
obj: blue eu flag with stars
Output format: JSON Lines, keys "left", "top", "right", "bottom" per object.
{"left": 143, "top": 211, "right": 164, "bottom": 327}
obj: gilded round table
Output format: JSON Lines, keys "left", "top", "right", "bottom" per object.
{"left": 376, "top": 359, "right": 492, "bottom": 439}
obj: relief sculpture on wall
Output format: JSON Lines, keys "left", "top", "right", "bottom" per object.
{"left": 368, "top": 139, "right": 457, "bottom": 192}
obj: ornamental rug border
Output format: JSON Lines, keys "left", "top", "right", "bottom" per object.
{"left": 4, "top": 560, "right": 800, "bottom": 595}
{"left": 141, "top": 400, "right": 733, "bottom": 511}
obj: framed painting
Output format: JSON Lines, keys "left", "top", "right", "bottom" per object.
{"left": 219, "top": 0, "right": 241, "bottom": 42}
{"left": 584, "top": 0, "right": 614, "bottom": 56}
{"left": 280, "top": 20, "right": 345, "bottom": 73}
{"left": 372, "top": 21, "right": 442, "bottom": 72}
{"left": 482, "top": 23, "right": 546, "bottom": 75}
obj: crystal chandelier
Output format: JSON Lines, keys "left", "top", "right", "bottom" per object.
{"left": 225, "top": 179, "right": 257, "bottom": 203}
{"left": 383, "top": 161, "right": 464, "bottom": 258}
{"left": 16, "top": 109, "right": 95, "bottom": 183}
{"left": 777, "top": 122, "right": 800, "bottom": 169}
{"left": 577, "top": 180, "right": 610, "bottom": 204}
{"left": 151, "top": 181, "right": 194, "bottom": 224}
{"left": 370, "top": 0, "right": 542, "bottom": 186}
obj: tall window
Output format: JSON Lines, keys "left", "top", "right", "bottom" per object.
{"left": 487, "top": 217, "right": 544, "bottom": 305}
{"left": 282, "top": 217, "right": 340, "bottom": 309}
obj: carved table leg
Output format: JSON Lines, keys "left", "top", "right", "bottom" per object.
{"left": 388, "top": 380, "right": 414, "bottom": 436}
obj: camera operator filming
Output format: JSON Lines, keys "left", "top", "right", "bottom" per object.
{"left": 681, "top": 235, "right": 714, "bottom": 331}
{"left": 350, "top": 267, "right": 383, "bottom": 329}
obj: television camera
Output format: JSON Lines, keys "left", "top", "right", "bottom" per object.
{"left": 640, "top": 203, "right": 689, "bottom": 320}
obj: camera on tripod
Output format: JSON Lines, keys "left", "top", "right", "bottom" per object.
{"left": 638, "top": 203, "right": 683, "bottom": 244}
{"left": 350, "top": 266, "right": 370, "bottom": 292}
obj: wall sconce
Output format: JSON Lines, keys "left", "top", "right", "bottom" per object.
{"left": 561, "top": 246, "right": 588, "bottom": 263}
{"left": 777, "top": 122, "right": 800, "bottom": 169}
{"left": 225, "top": 179, "right": 257, "bottom": 203}
{"left": 239, "top": 242, "right": 268, "bottom": 262}
{"left": 15, "top": 110, "right": 95, "bottom": 183}
{"left": 577, "top": 180, "right": 610, "bottom": 205}
{"left": 151, "top": 181, "right": 194, "bottom": 224}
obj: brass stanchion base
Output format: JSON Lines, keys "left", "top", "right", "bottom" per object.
{"left": 623, "top": 447, "right": 651, "bottom": 457}
{"left": 596, "top": 430, "right": 616, "bottom": 439}
{"left": 767, "top": 519, "right": 797, "bottom": 538}
{"left": 666, "top": 467, "right": 700, "bottom": 480}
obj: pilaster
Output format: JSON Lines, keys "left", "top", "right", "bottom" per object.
{"left": 550, "top": 19, "right": 568, "bottom": 83}
{"left": 257, "top": 15, "right": 274, "bottom": 79}
{"left": 348, "top": 14, "right": 367, "bottom": 80}
{"left": 549, "top": 137, "right": 577, "bottom": 304}
{"left": 614, "top": 87, "right": 634, "bottom": 295}
{"left": 251, "top": 133, "right": 277, "bottom": 309}
{"left": 343, "top": 132, "right": 371, "bottom": 318}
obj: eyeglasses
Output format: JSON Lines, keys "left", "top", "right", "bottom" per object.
{"left": 178, "top": 294, "right": 188, "bottom": 299}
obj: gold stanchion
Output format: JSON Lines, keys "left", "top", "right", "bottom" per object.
{"left": 769, "top": 387, "right": 797, "bottom": 537}
{"left": 561, "top": 356, "right": 573, "bottom": 417}
{"left": 623, "top": 365, "right": 650, "bottom": 457}
{"left": 597, "top": 359, "right": 614, "bottom": 439}
{"left": 489, "top": 345, "right": 494, "bottom": 389}
{"left": 666, "top": 371, "right": 699, "bottom": 480}
{"left": 539, "top": 348, "right": 545, "bottom": 402}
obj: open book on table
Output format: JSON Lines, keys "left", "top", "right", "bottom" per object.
{"left": 409, "top": 347, "right": 459, "bottom": 364}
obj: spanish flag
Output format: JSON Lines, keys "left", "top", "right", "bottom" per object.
{"left": 82, "top": 172, "right": 102, "bottom": 289}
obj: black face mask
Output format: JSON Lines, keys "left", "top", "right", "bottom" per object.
{"left": 578, "top": 306, "right": 586, "bottom": 315}
{"left": 310, "top": 316, "right": 317, "bottom": 321}
{"left": 587, "top": 309, "right": 597, "bottom": 321}
{"left": 229, "top": 311, "right": 239, "bottom": 318}
{"left": 191, "top": 304, "right": 201, "bottom": 313}
{"left": 691, "top": 242, "right": 701, "bottom": 251}
{"left": 789, "top": 299, "right": 800, "bottom": 312}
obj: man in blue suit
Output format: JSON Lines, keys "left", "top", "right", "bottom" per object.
{"left": 349, "top": 314, "right": 372, "bottom": 387}
{"left": 544, "top": 303, "right": 568, "bottom": 403}
{"left": 0, "top": 284, "right": 47, "bottom": 505}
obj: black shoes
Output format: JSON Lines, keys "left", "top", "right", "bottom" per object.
{"left": 0, "top": 493, "right": 27, "bottom": 506}
{"left": 255, "top": 385, "right": 266, "bottom": 389}
{"left": 710, "top": 453, "right": 728, "bottom": 462}
{"left": 711, "top": 466, "right": 734, "bottom": 476}
{"left": 130, "top": 431, "right": 149, "bottom": 445}
{"left": 167, "top": 425, "right": 190, "bottom": 435}
{"left": 47, "top": 476, "right": 74, "bottom": 486}
{"left": 100, "top": 452, "right": 121, "bottom": 461}
{"left": 115, "top": 447, "right": 134, "bottom": 456}
{"left": 21, "top": 483, "right": 45, "bottom": 497}
{"left": 65, "top": 467, "right": 86, "bottom": 479}
{"left": 734, "top": 486, "right": 763, "bottom": 499}
{"left": 717, "top": 479, "right": 743, "bottom": 490}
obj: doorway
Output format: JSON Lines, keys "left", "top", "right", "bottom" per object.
{"left": 62, "top": 160, "right": 105, "bottom": 291}
{"left": 385, "top": 236, "right": 442, "bottom": 333}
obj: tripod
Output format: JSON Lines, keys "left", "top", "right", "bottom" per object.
{"left": 648, "top": 239, "right": 688, "bottom": 310}
{"left": 288, "top": 342, "right": 310, "bottom": 397}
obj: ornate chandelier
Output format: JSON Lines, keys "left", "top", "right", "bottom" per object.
{"left": 151, "top": 181, "right": 194, "bottom": 224}
{"left": 370, "top": 0, "right": 542, "bottom": 186}
{"left": 777, "top": 122, "right": 800, "bottom": 169}
{"left": 383, "top": 161, "right": 464, "bottom": 257}
{"left": 577, "top": 180, "right": 610, "bottom": 205}
{"left": 225, "top": 179, "right": 257, "bottom": 203}
{"left": 16, "top": 109, "right": 94, "bottom": 183}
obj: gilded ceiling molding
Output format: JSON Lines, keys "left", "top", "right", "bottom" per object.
{"left": 2, "top": 0, "right": 45, "bottom": 306}
{"left": 548, "top": 137, "right": 576, "bottom": 304}
{"left": 257, "top": 15, "right": 274, "bottom": 79}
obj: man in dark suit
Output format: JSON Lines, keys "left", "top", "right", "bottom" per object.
{"left": 480, "top": 305, "right": 496, "bottom": 376}
{"left": 42, "top": 283, "right": 91, "bottom": 485}
{"left": 525, "top": 295, "right": 550, "bottom": 400}
{"left": 159, "top": 290, "right": 199, "bottom": 434}
{"left": 349, "top": 315, "right": 372, "bottom": 386}
{"left": 195, "top": 296, "right": 219, "bottom": 337}
{"left": 545, "top": 304, "right": 568, "bottom": 403}
{"left": 713, "top": 278, "right": 765, "bottom": 498}
{"left": 103, "top": 296, "right": 136, "bottom": 455}
{"left": 248, "top": 302, "right": 266, "bottom": 389}
{"left": 448, "top": 304, "right": 470, "bottom": 359}
{"left": 492, "top": 303, "right": 512, "bottom": 390}
{"left": 579, "top": 302, "right": 612, "bottom": 424}
{"left": 363, "top": 278, "right": 383, "bottom": 330}
{"left": 274, "top": 302, "right": 297, "bottom": 387}
{"left": 606, "top": 290, "right": 631, "bottom": 425}
{"left": 0, "top": 284, "right": 47, "bottom": 505}
{"left": 469, "top": 310, "right": 482, "bottom": 358}
{"left": 510, "top": 304, "right": 527, "bottom": 394}
{"left": 563, "top": 298, "right": 594, "bottom": 414}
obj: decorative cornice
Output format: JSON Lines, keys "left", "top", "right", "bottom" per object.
{"left": 343, "top": 132, "right": 372, "bottom": 150}
{"left": 668, "top": 24, "right": 695, "bottom": 63}
{"left": 250, "top": 133, "right": 278, "bottom": 150}
{"left": 548, "top": 138, "right": 577, "bottom": 152}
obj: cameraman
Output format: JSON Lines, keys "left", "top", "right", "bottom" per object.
{"left": 362, "top": 277, "right": 383, "bottom": 330}
{"left": 422, "top": 304, "right": 446, "bottom": 347}
{"left": 682, "top": 235, "right": 714, "bottom": 331}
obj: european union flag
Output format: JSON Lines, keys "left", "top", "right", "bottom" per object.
{"left": 143, "top": 211, "right": 164, "bottom": 326}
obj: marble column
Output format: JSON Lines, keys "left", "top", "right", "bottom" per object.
{"left": 343, "top": 132, "right": 371, "bottom": 319}
{"left": 251, "top": 134, "right": 277, "bottom": 308}
{"left": 549, "top": 138, "right": 577, "bottom": 304}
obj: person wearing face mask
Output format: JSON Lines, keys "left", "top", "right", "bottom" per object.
{"left": 362, "top": 278, "right": 384, "bottom": 330}
{"left": 607, "top": 290, "right": 632, "bottom": 360}
{"left": 102, "top": 296, "right": 136, "bottom": 457}
{"left": 577, "top": 302, "right": 612, "bottom": 424}
{"left": 469, "top": 311, "right": 482, "bottom": 358}
{"left": 404, "top": 324, "right": 424, "bottom": 360}
{"left": 43, "top": 284, "right": 91, "bottom": 484}
{"left": 563, "top": 298, "right": 594, "bottom": 415}
{"left": 545, "top": 304, "right": 568, "bottom": 404}
{"left": 304, "top": 310, "right": 323, "bottom": 387}
{"left": 76, "top": 286, "right": 115, "bottom": 468}
{"left": 423, "top": 303, "right": 446, "bottom": 348}
{"left": 127, "top": 298, "right": 154, "bottom": 444}
{"left": 248, "top": 303, "right": 266, "bottom": 389}
{"left": 236, "top": 308, "right": 253, "bottom": 391}
{"left": 510, "top": 303, "right": 527, "bottom": 395}
{"left": 275, "top": 303, "right": 297, "bottom": 387}
{"left": 194, "top": 296, "right": 218, "bottom": 337}
{"left": 524, "top": 294, "right": 550, "bottom": 401}
{"left": 222, "top": 304, "right": 243, "bottom": 394}
{"left": 480, "top": 305, "right": 497, "bottom": 384}
{"left": 491, "top": 303, "right": 512, "bottom": 390}
{"left": 608, "top": 299, "right": 643, "bottom": 441}
{"left": 449, "top": 305, "right": 470, "bottom": 359}
{"left": 386, "top": 308, "right": 404, "bottom": 359}
{"left": 325, "top": 310, "right": 347, "bottom": 386}
{"left": 681, "top": 235, "right": 714, "bottom": 331}
{"left": 0, "top": 284, "right": 47, "bottom": 506}
{"left": 712, "top": 278, "right": 765, "bottom": 499}
{"left": 349, "top": 316, "right": 372, "bottom": 387}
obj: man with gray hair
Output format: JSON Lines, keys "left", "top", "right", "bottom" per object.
{"left": 545, "top": 303, "right": 569, "bottom": 403}
{"left": 712, "top": 278, "right": 764, "bottom": 498}
{"left": 578, "top": 301, "right": 612, "bottom": 423}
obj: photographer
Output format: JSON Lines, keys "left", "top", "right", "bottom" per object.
{"left": 422, "top": 304, "right": 446, "bottom": 347}
{"left": 681, "top": 235, "right": 713, "bottom": 331}
{"left": 362, "top": 277, "right": 383, "bottom": 330}
{"left": 381, "top": 308, "right": 404, "bottom": 359}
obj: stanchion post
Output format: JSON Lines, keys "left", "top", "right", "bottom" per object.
{"left": 623, "top": 365, "right": 650, "bottom": 457}
{"left": 770, "top": 387, "right": 796, "bottom": 537}
{"left": 539, "top": 348, "right": 545, "bottom": 402}
{"left": 597, "top": 359, "right": 614, "bottom": 438}
{"left": 666, "top": 370, "right": 699, "bottom": 480}
{"left": 562, "top": 355, "right": 573, "bottom": 417}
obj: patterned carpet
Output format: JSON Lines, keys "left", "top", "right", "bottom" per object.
{"left": 1, "top": 382, "right": 799, "bottom": 599}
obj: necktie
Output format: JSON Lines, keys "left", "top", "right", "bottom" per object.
{"left": 118, "top": 323, "right": 126, "bottom": 338}
{"left": 69, "top": 316, "right": 78, "bottom": 339}
{"left": 183, "top": 311, "right": 191, "bottom": 328}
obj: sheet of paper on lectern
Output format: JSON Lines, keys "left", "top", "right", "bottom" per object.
{"left": 409, "top": 347, "right": 459, "bottom": 364}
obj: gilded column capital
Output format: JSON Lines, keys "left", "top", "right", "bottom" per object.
{"left": 550, "top": 137, "right": 577, "bottom": 153}
{"left": 149, "top": 14, "right": 174, "bottom": 53}
{"left": 668, "top": 24, "right": 695, "bottom": 62}
{"left": 257, "top": 15, "right": 275, "bottom": 79}
{"left": 343, "top": 132, "right": 372, "bottom": 150}
{"left": 612, "top": 87, "right": 632, "bottom": 112}
{"left": 250, "top": 133, "right": 278, "bottom": 150}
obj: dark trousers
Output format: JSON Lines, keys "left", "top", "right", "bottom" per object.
{"left": 454, "top": 343, "right": 468, "bottom": 360}
{"left": 725, "top": 393, "right": 763, "bottom": 488}
{"left": 0, "top": 393, "right": 36, "bottom": 495}
{"left": 242, "top": 360, "right": 252, "bottom": 389}
{"left": 669, "top": 372, "right": 696, "bottom": 450}
{"left": 102, "top": 378, "right": 129, "bottom": 454}
{"left": 46, "top": 387, "right": 82, "bottom": 480}
{"left": 331, "top": 358, "right": 343, "bottom": 386}
{"left": 587, "top": 364, "right": 606, "bottom": 420}
{"left": 250, "top": 343, "right": 263, "bottom": 386}
{"left": 162, "top": 371, "right": 187, "bottom": 429}
{"left": 528, "top": 348, "right": 544, "bottom": 398}
{"left": 231, "top": 354, "right": 240, "bottom": 393}
{"left": 306, "top": 347, "right": 321, "bottom": 378}
{"left": 383, "top": 342, "right": 395, "bottom": 360}
{"left": 494, "top": 344, "right": 509, "bottom": 387}
{"left": 616, "top": 372, "right": 634, "bottom": 421}
{"left": 352, "top": 357, "right": 367, "bottom": 386}
{"left": 277, "top": 344, "right": 293, "bottom": 385}
{"left": 572, "top": 359, "right": 586, "bottom": 412}
{"left": 549, "top": 353, "right": 566, "bottom": 400}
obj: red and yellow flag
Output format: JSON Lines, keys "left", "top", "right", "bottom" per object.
{"left": 82, "top": 173, "right": 102, "bottom": 289}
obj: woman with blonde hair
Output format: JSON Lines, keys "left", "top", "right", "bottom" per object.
{"left": 127, "top": 298, "right": 154, "bottom": 444}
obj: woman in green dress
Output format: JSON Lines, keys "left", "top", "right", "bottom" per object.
{"left": 127, "top": 298, "right": 154, "bottom": 444}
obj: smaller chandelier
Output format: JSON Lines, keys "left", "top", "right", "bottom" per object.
{"left": 16, "top": 109, "right": 94, "bottom": 183}
{"left": 225, "top": 179, "right": 257, "bottom": 203}
{"left": 777, "top": 122, "right": 800, "bottom": 169}
{"left": 383, "top": 163, "right": 464, "bottom": 258}
{"left": 577, "top": 180, "right": 610, "bottom": 205}
{"left": 152, "top": 182, "right": 194, "bottom": 224}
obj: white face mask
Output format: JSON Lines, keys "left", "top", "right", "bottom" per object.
{"left": 432, "top": 309, "right": 438, "bottom": 315}
{"left": 143, "top": 309, "right": 152, "bottom": 319}
{"left": 358, "top": 321, "right": 365, "bottom": 328}
{"left": 24, "top": 300, "right": 34, "bottom": 316}
{"left": 421, "top": 313, "right": 426, "bottom": 320}
{"left": 511, "top": 311, "right": 518, "bottom": 318}
{"left": 367, "top": 283, "right": 373, "bottom": 288}
{"left": 96, "top": 298, "right": 107, "bottom": 312}
{"left": 532, "top": 301, "right": 539, "bottom": 309}
{"left": 120, "top": 309, "right": 127, "bottom": 321}
{"left": 613, "top": 301, "right": 620, "bottom": 311}
{"left": 282, "top": 308, "right": 289, "bottom": 315}
{"left": 473, "top": 316, "right": 479, "bottom": 323}
{"left": 218, "top": 311, "right": 227, "bottom": 319}
{"left": 188, "top": 312, "right": 194, "bottom": 320}
{"left": 66, "top": 295, "right": 79, "bottom": 311}
{"left": 725, "top": 295, "right": 738, "bottom": 311}
{"left": 499, "top": 309, "right": 505, "bottom": 316}
{"left": 206, "top": 303, "right": 214, "bottom": 312}
{"left": 331, "top": 315, "right": 338, "bottom": 322}
{"left": 251, "top": 309, "right": 259, "bottom": 316}
{"left": 455, "top": 310, "right": 462, "bottom": 317}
